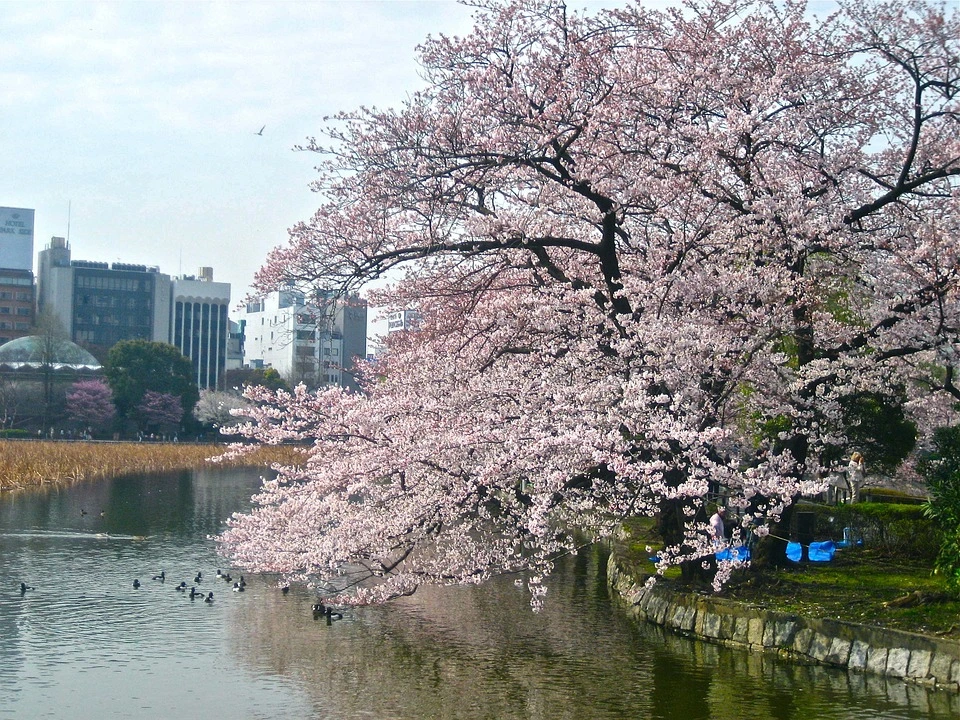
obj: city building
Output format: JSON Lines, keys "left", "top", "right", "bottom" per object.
{"left": 170, "top": 268, "right": 230, "bottom": 390}
{"left": 0, "top": 207, "right": 36, "bottom": 344}
{"left": 0, "top": 269, "right": 36, "bottom": 346}
{"left": 226, "top": 319, "right": 245, "bottom": 372}
{"left": 239, "top": 287, "right": 367, "bottom": 392}
{"left": 37, "top": 237, "right": 171, "bottom": 358}
{"left": 36, "top": 238, "right": 231, "bottom": 389}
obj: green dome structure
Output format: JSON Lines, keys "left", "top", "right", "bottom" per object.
{"left": 0, "top": 336, "right": 101, "bottom": 371}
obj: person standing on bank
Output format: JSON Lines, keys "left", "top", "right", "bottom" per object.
{"left": 709, "top": 506, "right": 726, "bottom": 544}
{"left": 847, "top": 452, "right": 866, "bottom": 503}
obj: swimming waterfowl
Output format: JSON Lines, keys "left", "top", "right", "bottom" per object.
{"left": 19, "top": 582, "right": 34, "bottom": 595}
{"left": 133, "top": 579, "right": 141, "bottom": 589}
{"left": 152, "top": 571, "right": 165, "bottom": 582}
{"left": 232, "top": 582, "right": 245, "bottom": 592}
{"left": 204, "top": 592, "right": 214, "bottom": 603}
{"left": 312, "top": 603, "right": 343, "bottom": 620}
{"left": 175, "top": 581, "right": 188, "bottom": 591}
{"left": 194, "top": 572, "right": 202, "bottom": 583}
{"left": 189, "top": 587, "right": 202, "bottom": 599}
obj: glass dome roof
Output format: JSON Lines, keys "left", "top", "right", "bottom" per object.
{"left": 0, "top": 336, "right": 101, "bottom": 370}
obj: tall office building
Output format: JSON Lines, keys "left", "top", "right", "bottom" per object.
{"left": 0, "top": 207, "right": 36, "bottom": 344}
{"left": 37, "top": 238, "right": 170, "bottom": 357}
{"left": 36, "top": 240, "right": 231, "bottom": 389}
{"left": 171, "top": 268, "right": 230, "bottom": 390}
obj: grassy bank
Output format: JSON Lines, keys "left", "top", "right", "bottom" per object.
{"left": 616, "top": 519, "right": 960, "bottom": 640}
{"left": 0, "top": 440, "right": 305, "bottom": 492}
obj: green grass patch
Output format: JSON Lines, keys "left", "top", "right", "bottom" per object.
{"left": 614, "top": 520, "right": 959, "bottom": 639}
{"left": 723, "top": 549, "right": 958, "bottom": 637}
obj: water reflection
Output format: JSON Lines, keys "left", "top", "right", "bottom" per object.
{"left": 0, "top": 468, "right": 956, "bottom": 720}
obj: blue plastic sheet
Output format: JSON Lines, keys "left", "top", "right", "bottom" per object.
{"left": 809, "top": 540, "right": 836, "bottom": 562}
{"left": 786, "top": 540, "right": 837, "bottom": 562}
{"left": 786, "top": 542, "right": 803, "bottom": 562}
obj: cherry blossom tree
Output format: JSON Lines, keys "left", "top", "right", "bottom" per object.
{"left": 193, "top": 389, "right": 252, "bottom": 432}
{"left": 137, "top": 391, "right": 183, "bottom": 436}
{"left": 64, "top": 379, "right": 115, "bottom": 436}
{"left": 220, "top": 0, "right": 959, "bottom": 605}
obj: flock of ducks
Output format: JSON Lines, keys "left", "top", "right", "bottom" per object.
{"left": 18, "top": 570, "right": 344, "bottom": 622}
{"left": 134, "top": 568, "right": 248, "bottom": 603}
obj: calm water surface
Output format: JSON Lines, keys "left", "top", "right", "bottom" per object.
{"left": 0, "top": 467, "right": 956, "bottom": 720}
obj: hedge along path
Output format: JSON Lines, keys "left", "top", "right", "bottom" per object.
{"left": 0, "top": 440, "right": 306, "bottom": 492}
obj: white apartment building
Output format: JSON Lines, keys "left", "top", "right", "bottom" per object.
{"left": 240, "top": 288, "right": 367, "bottom": 393}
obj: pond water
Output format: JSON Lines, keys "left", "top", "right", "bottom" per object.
{"left": 0, "top": 467, "right": 956, "bottom": 720}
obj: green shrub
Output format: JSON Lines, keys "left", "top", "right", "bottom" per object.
{"left": 0, "top": 429, "right": 31, "bottom": 439}
{"left": 859, "top": 487, "right": 925, "bottom": 505}
{"left": 809, "top": 502, "right": 939, "bottom": 560}
{"left": 918, "top": 426, "right": 960, "bottom": 592}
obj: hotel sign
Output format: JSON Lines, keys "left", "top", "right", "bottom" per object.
{"left": 0, "top": 207, "right": 35, "bottom": 271}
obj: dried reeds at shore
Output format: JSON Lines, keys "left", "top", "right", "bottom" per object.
{"left": 0, "top": 440, "right": 305, "bottom": 493}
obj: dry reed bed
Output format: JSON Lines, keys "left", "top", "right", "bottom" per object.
{"left": 0, "top": 440, "right": 305, "bottom": 492}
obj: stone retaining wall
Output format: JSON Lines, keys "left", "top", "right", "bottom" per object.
{"left": 607, "top": 553, "right": 960, "bottom": 693}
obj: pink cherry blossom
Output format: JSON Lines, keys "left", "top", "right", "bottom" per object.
{"left": 220, "top": 0, "right": 959, "bottom": 607}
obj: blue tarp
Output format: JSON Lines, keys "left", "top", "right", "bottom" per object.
{"left": 810, "top": 540, "right": 836, "bottom": 562}
{"left": 786, "top": 540, "right": 837, "bottom": 562}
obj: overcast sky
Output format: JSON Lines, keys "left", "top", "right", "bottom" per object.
{"left": 1, "top": 1, "right": 486, "bottom": 316}
{"left": 1, "top": 0, "right": 836, "bottom": 333}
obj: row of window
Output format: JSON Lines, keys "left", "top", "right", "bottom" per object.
{"left": 0, "top": 321, "right": 30, "bottom": 331}
{"left": 0, "top": 291, "right": 32, "bottom": 301}
{"left": 76, "top": 275, "right": 152, "bottom": 292}
{"left": 77, "top": 294, "right": 150, "bottom": 310}
{"left": 74, "top": 328, "right": 150, "bottom": 343}
{"left": 0, "top": 307, "right": 31, "bottom": 316}
{"left": 74, "top": 313, "right": 151, "bottom": 327}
